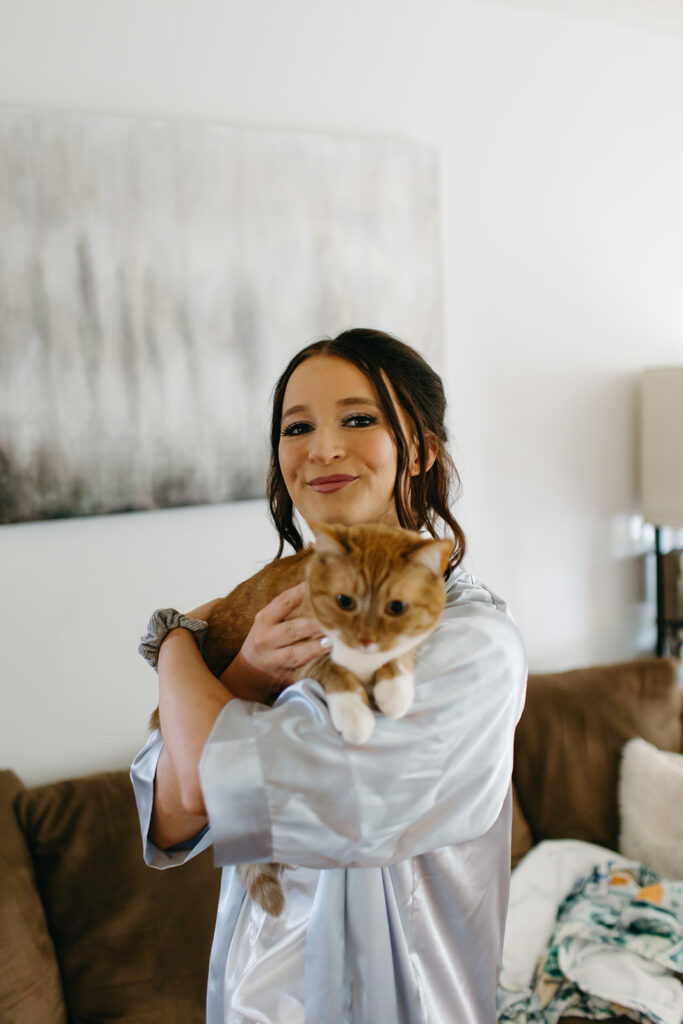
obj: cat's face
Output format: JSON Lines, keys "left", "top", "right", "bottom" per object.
{"left": 306, "top": 523, "right": 452, "bottom": 656}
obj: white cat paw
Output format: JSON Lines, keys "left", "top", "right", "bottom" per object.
{"left": 373, "top": 673, "right": 414, "bottom": 719}
{"left": 327, "top": 692, "right": 376, "bottom": 744}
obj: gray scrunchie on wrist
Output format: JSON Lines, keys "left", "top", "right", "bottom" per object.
{"left": 138, "top": 608, "right": 210, "bottom": 671}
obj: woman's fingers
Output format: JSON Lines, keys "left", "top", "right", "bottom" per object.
{"left": 271, "top": 615, "right": 325, "bottom": 648}
{"left": 255, "top": 617, "right": 329, "bottom": 669}
{"left": 287, "top": 633, "right": 331, "bottom": 667}
{"left": 239, "top": 579, "right": 330, "bottom": 687}
{"left": 256, "top": 581, "right": 307, "bottom": 625}
{"left": 255, "top": 582, "right": 328, "bottom": 649}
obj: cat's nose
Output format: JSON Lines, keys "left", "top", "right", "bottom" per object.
{"left": 358, "top": 636, "right": 374, "bottom": 647}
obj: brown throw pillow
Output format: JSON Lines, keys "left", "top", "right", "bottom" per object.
{"left": 513, "top": 658, "right": 682, "bottom": 852}
{"left": 0, "top": 770, "right": 67, "bottom": 1024}
{"left": 16, "top": 769, "right": 221, "bottom": 1024}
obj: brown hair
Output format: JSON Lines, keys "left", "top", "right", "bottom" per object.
{"left": 267, "top": 328, "right": 466, "bottom": 577}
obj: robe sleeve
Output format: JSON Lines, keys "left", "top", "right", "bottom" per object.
{"left": 198, "top": 576, "right": 528, "bottom": 870}
{"left": 130, "top": 730, "right": 213, "bottom": 868}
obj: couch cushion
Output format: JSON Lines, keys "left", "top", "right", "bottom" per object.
{"left": 513, "top": 658, "right": 682, "bottom": 851}
{"left": 510, "top": 783, "right": 534, "bottom": 868}
{"left": 16, "top": 769, "right": 221, "bottom": 1024}
{"left": 0, "top": 770, "right": 67, "bottom": 1024}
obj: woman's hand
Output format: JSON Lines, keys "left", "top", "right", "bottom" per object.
{"left": 220, "top": 581, "right": 330, "bottom": 702}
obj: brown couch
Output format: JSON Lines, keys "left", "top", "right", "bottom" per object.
{"left": 2, "top": 657, "right": 681, "bottom": 1024}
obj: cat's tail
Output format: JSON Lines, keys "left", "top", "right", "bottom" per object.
{"left": 238, "top": 863, "right": 285, "bottom": 917}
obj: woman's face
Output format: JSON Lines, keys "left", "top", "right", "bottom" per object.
{"left": 278, "top": 355, "right": 415, "bottom": 530}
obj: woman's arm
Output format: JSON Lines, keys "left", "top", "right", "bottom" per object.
{"left": 149, "top": 584, "right": 330, "bottom": 849}
{"left": 149, "top": 628, "right": 231, "bottom": 847}
{"left": 150, "top": 744, "right": 212, "bottom": 849}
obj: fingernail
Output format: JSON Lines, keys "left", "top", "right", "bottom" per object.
{"left": 319, "top": 636, "right": 331, "bottom": 648}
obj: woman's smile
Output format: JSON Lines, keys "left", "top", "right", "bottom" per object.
{"left": 307, "top": 474, "right": 358, "bottom": 493}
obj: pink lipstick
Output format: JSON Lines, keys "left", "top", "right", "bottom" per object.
{"left": 308, "top": 475, "right": 357, "bottom": 493}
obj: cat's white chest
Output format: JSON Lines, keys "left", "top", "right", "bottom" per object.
{"left": 328, "top": 637, "right": 389, "bottom": 682}
{"left": 324, "top": 630, "right": 431, "bottom": 744}
{"left": 327, "top": 630, "right": 429, "bottom": 681}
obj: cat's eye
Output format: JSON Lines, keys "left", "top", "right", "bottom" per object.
{"left": 385, "top": 600, "right": 406, "bottom": 616}
{"left": 335, "top": 593, "right": 356, "bottom": 611}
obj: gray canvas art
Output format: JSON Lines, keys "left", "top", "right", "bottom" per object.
{"left": 0, "top": 108, "right": 443, "bottom": 524}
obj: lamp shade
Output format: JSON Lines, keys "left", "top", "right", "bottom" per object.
{"left": 640, "top": 367, "right": 683, "bottom": 528}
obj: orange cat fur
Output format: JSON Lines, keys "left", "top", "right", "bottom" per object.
{"left": 150, "top": 521, "right": 452, "bottom": 915}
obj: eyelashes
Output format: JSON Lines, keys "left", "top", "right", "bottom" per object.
{"left": 280, "top": 421, "right": 312, "bottom": 437}
{"left": 280, "top": 413, "right": 378, "bottom": 437}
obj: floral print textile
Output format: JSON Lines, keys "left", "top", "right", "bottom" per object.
{"left": 497, "top": 861, "right": 683, "bottom": 1023}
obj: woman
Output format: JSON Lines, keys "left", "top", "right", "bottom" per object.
{"left": 131, "top": 327, "right": 527, "bottom": 1024}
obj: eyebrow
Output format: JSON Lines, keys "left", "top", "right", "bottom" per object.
{"left": 282, "top": 397, "right": 380, "bottom": 420}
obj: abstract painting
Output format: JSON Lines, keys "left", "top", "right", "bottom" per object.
{"left": 0, "top": 108, "right": 443, "bottom": 523}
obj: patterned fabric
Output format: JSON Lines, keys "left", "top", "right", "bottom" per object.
{"left": 497, "top": 862, "right": 683, "bottom": 1023}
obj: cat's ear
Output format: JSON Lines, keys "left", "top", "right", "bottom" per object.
{"left": 309, "top": 521, "right": 349, "bottom": 557}
{"left": 406, "top": 537, "right": 453, "bottom": 576}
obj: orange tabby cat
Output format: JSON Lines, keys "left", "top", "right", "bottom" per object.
{"left": 150, "top": 521, "right": 452, "bottom": 915}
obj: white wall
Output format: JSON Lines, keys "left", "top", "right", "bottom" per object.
{"left": 0, "top": 501, "right": 277, "bottom": 785}
{"left": 1, "top": 0, "right": 682, "bottom": 785}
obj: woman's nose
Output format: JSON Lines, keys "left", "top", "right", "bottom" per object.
{"left": 308, "top": 426, "right": 345, "bottom": 463}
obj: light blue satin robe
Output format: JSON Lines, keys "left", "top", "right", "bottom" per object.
{"left": 131, "top": 571, "right": 527, "bottom": 1024}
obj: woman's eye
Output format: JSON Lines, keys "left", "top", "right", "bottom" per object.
{"left": 385, "top": 600, "right": 406, "bottom": 616}
{"left": 281, "top": 414, "right": 376, "bottom": 436}
{"left": 335, "top": 593, "right": 356, "bottom": 611}
{"left": 281, "top": 421, "right": 312, "bottom": 437}
{"left": 343, "top": 414, "right": 377, "bottom": 428}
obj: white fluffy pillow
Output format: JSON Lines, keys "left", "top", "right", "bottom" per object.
{"left": 618, "top": 737, "right": 683, "bottom": 880}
